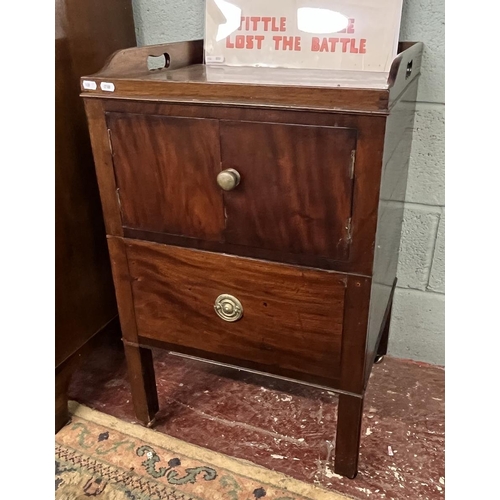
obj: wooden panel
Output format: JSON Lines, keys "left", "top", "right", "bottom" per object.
{"left": 125, "top": 239, "right": 347, "bottom": 385}
{"left": 81, "top": 43, "right": 422, "bottom": 114}
{"left": 364, "top": 80, "right": 419, "bottom": 387}
{"left": 122, "top": 227, "right": 357, "bottom": 273}
{"left": 82, "top": 76, "right": 389, "bottom": 114}
{"left": 340, "top": 275, "right": 371, "bottom": 395}
{"left": 220, "top": 121, "right": 356, "bottom": 261}
{"left": 334, "top": 394, "right": 365, "bottom": 478}
{"left": 123, "top": 343, "right": 159, "bottom": 425}
{"left": 95, "top": 40, "right": 204, "bottom": 78}
{"left": 84, "top": 100, "right": 123, "bottom": 236}
{"left": 55, "top": 0, "right": 136, "bottom": 367}
{"left": 107, "top": 237, "right": 140, "bottom": 344}
{"left": 107, "top": 113, "right": 224, "bottom": 240}
{"left": 388, "top": 42, "right": 423, "bottom": 107}
{"left": 98, "top": 101, "right": 385, "bottom": 275}
{"left": 55, "top": 318, "right": 120, "bottom": 432}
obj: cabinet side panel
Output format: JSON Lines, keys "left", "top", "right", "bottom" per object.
{"left": 365, "top": 80, "right": 419, "bottom": 386}
{"left": 84, "top": 99, "right": 124, "bottom": 236}
{"left": 55, "top": 0, "right": 136, "bottom": 367}
{"left": 107, "top": 237, "right": 140, "bottom": 344}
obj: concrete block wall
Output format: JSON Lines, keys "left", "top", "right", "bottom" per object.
{"left": 395, "top": 0, "right": 445, "bottom": 365}
{"left": 130, "top": 0, "right": 445, "bottom": 365}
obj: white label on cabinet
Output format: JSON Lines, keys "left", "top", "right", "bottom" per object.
{"left": 100, "top": 82, "right": 115, "bottom": 92}
{"left": 206, "top": 55, "right": 225, "bottom": 63}
{"left": 82, "top": 80, "right": 97, "bottom": 90}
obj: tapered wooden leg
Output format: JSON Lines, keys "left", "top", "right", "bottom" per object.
{"left": 123, "top": 343, "right": 159, "bottom": 426}
{"left": 377, "top": 303, "right": 392, "bottom": 358}
{"left": 55, "top": 365, "right": 71, "bottom": 433}
{"left": 335, "top": 393, "right": 364, "bottom": 478}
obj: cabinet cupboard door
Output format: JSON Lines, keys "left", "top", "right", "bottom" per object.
{"left": 220, "top": 121, "right": 356, "bottom": 261}
{"left": 107, "top": 113, "right": 224, "bottom": 240}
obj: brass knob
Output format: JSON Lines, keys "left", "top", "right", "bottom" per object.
{"left": 214, "top": 294, "right": 243, "bottom": 322}
{"left": 217, "top": 169, "right": 241, "bottom": 191}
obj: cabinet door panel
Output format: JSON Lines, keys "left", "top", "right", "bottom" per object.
{"left": 108, "top": 113, "right": 224, "bottom": 241}
{"left": 220, "top": 121, "right": 356, "bottom": 261}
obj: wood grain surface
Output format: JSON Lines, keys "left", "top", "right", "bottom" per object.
{"left": 97, "top": 100, "right": 385, "bottom": 275}
{"left": 125, "top": 239, "right": 347, "bottom": 384}
{"left": 220, "top": 121, "right": 356, "bottom": 261}
{"left": 108, "top": 113, "right": 224, "bottom": 240}
{"left": 56, "top": 0, "right": 135, "bottom": 368}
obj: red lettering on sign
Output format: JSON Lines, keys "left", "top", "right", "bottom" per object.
{"left": 250, "top": 16, "right": 260, "bottom": 31}
{"left": 311, "top": 37, "right": 366, "bottom": 53}
{"left": 283, "top": 36, "right": 294, "bottom": 50}
{"left": 229, "top": 17, "right": 365, "bottom": 55}
{"left": 339, "top": 18, "right": 356, "bottom": 34}
{"left": 273, "top": 35, "right": 302, "bottom": 51}
{"left": 329, "top": 38, "right": 339, "bottom": 51}
{"left": 239, "top": 16, "right": 287, "bottom": 32}
{"left": 271, "top": 17, "right": 287, "bottom": 31}
{"left": 239, "top": 17, "right": 250, "bottom": 31}
{"left": 255, "top": 35, "right": 265, "bottom": 49}
{"left": 227, "top": 34, "right": 265, "bottom": 50}
{"left": 236, "top": 35, "right": 245, "bottom": 49}
{"left": 340, "top": 38, "right": 350, "bottom": 52}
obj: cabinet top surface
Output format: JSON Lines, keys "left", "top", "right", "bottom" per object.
{"left": 81, "top": 41, "right": 423, "bottom": 114}
{"left": 101, "top": 63, "right": 393, "bottom": 89}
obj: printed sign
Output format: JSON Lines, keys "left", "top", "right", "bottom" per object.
{"left": 205, "top": 0, "right": 403, "bottom": 72}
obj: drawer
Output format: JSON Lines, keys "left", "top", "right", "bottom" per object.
{"left": 124, "top": 239, "right": 348, "bottom": 386}
{"left": 108, "top": 112, "right": 356, "bottom": 263}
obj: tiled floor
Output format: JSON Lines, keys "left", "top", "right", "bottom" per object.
{"left": 68, "top": 333, "right": 445, "bottom": 499}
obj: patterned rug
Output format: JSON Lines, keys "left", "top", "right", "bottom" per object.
{"left": 56, "top": 402, "right": 350, "bottom": 500}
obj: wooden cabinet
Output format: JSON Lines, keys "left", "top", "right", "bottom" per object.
{"left": 55, "top": 0, "right": 136, "bottom": 432}
{"left": 81, "top": 40, "right": 423, "bottom": 478}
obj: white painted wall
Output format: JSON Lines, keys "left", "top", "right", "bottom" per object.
{"left": 130, "top": 0, "right": 445, "bottom": 365}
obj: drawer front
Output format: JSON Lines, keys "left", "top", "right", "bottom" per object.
{"left": 125, "top": 239, "right": 347, "bottom": 385}
{"left": 107, "top": 113, "right": 224, "bottom": 240}
{"left": 220, "top": 121, "right": 356, "bottom": 261}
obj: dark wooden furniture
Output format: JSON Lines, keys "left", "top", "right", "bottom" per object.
{"left": 55, "top": 0, "right": 136, "bottom": 432}
{"left": 81, "top": 40, "right": 422, "bottom": 477}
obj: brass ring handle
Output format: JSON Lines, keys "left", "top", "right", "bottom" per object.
{"left": 217, "top": 169, "right": 241, "bottom": 191}
{"left": 214, "top": 294, "right": 243, "bottom": 322}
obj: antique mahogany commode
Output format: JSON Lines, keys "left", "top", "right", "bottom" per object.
{"left": 81, "top": 40, "right": 422, "bottom": 478}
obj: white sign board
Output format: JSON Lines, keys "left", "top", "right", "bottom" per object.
{"left": 205, "top": 0, "right": 403, "bottom": 72}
